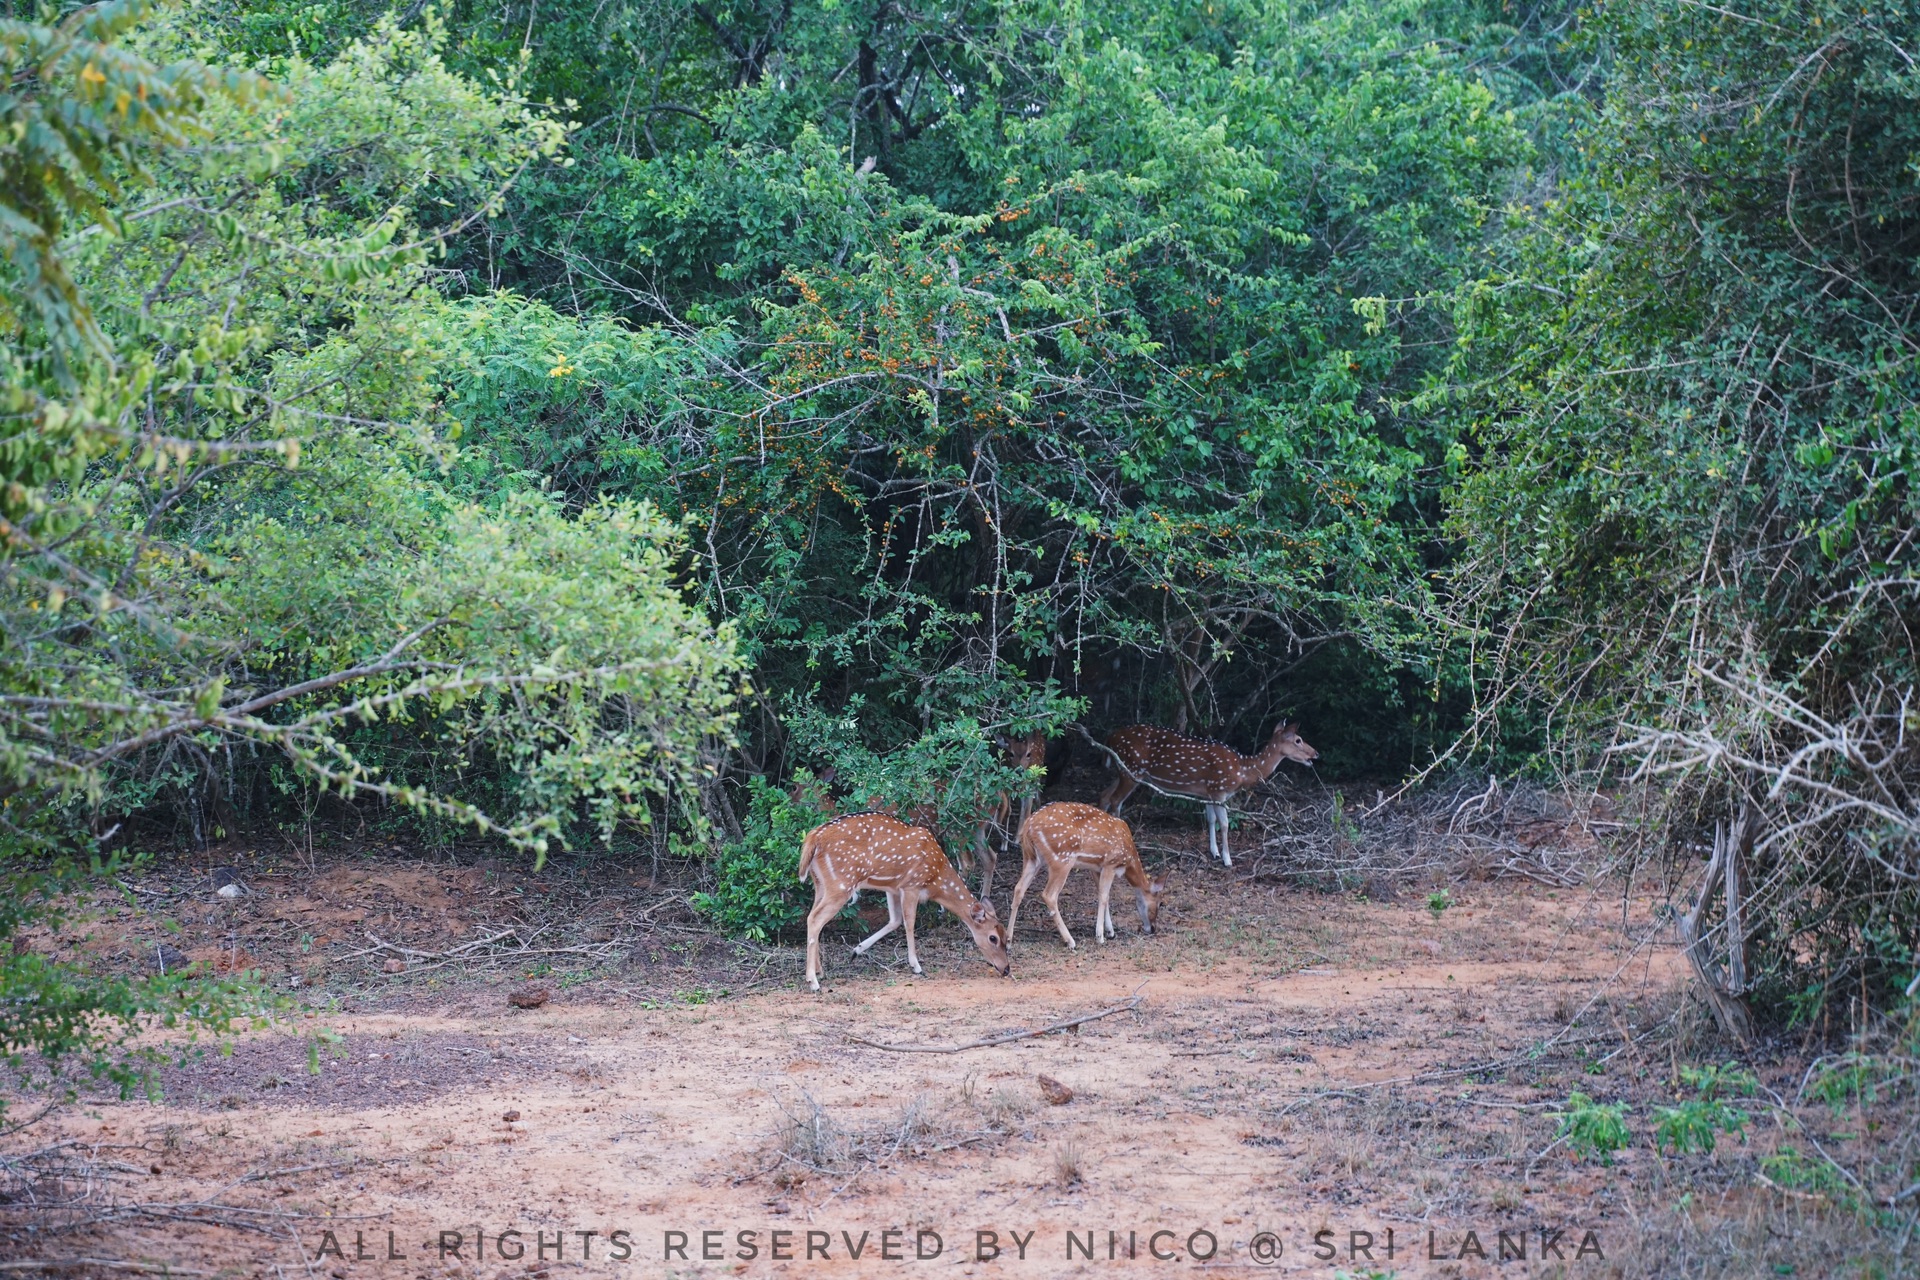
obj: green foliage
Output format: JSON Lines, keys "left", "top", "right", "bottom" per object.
{"left": 1444, "top": 0, "right": 1920, "bottom": 1020}
{"left": 2, "top": 10, "right": 737, "bottom": 861}
{"left": 0, "top": 0, "right": 275, "bottom": 371}
{"left": 1760, "top": 1146, "right": 1858, "bottom": 1205}
{"left": 1427, "top": 889, "right": 1453, "bottom": 918}
{"left": 0, "top": 3, "right": 738, "bottom": 1113}
{"left": 1653, "top": 1065, "right": 1756, "bottom": 1155}
{"left": 691, "top": 774, "right": 828, "bottom": 942}
{"left": 1552, "top": 1091, "right": 1630, "bottom": 1164}
{"left": 1652, "top": 1099, "right": 1748, "bottom": 1156}
{"left": 390, "top": 0, "right": 1543, "bottom": 771}
{"left": 1680, "top": 1063, "right": 1760, "bottom": 1101}
{"left": 1806, "top": 1053, "right": 1913, "bottom": 1112}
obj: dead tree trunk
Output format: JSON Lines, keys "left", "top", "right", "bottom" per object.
{"left": 1678, "top": 805, "right": 1755, "bottom": 1046}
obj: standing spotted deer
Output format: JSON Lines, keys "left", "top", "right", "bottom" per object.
{"left": 797, "top": 812, "right": 1011, "bottom": 991}
{"left": 973, "top": 729, "right": 1048, "bottom": 899}
{"left": 1097, "top": 721, "right": 1318, "bottom": 866}
{"left": 1009, "top": 802, "right": 1166, "bottom": 949}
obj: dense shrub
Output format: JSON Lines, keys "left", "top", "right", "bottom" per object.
{"left": 1446, "top": 0, "right": 1920, "bottom": 1020}
{"left": 692, "top": 775, "right": 832, "bottom": 942}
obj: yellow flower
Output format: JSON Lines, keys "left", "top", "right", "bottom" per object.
{"left": 548, "top": 353, "right": 576, "bottom": 377}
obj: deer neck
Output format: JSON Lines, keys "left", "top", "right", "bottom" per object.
{"left": 1234, "top": 738, "right": 1289, "bottom": 790}
{"left": 928, "top": 869, "right": 978, "bottom": 917}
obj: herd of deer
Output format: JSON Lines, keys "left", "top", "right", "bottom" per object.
{"left": 798, "top": 720, "right": 1320, "bottom": 990}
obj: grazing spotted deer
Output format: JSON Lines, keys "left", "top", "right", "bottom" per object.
{"left": 1008, "top": 802, "right": 1166, "bottom": 950}
{"left": 797, "top": 812, "right": 1011, "bottom": 992}
{"left": 1096, "top": 721, "right": 1318, "bottom": 867}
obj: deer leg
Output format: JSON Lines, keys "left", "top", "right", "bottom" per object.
{"left": 1217, "top": 803, "right": 1233, "bottom": 868}
{"left": 974, "top": 823, "right": 997, "bottom": 906}
{"left": 805, "top": 885, "right": 852, "bottom": 992}
{"left": 1043, "top": 865, "right": 1077, "bottom": 950}
{"left": 1008, "top": 853, "right": 1043, "bottom": 938}
{"left": 902, "top": 896, "right": 924, "bottom": 976}
{"left": 1099, "top": 772, "right": 1137, "bottom": 815}
{"left": 852, "top": 891, "right": 902, "bottom": 956}
{"left": 1096, "top": 866, "right": 1122, "bottom": 943}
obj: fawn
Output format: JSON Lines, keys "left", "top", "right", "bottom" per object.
{"left": 797, "top": 812, "right": 1011, "bottom": 991}
{"left": 1008, "top": 802, "right": 1166, "bottom": 949}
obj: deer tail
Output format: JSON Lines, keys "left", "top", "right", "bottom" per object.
{"left": 1019, "top": 816, "right": 1045, "bottom": 867}
{"left": 798, "top": 827, "right": 820, "bottom": 883}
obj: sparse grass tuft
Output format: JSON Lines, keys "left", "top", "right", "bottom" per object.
{"left": 767, "top": 1080, "right": 1025, "bottom": 1188}
{"left": 1053, "top": 1138, "right": 1084, "bottom": 1188}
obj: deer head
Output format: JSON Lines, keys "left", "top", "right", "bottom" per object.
{"left": 1009, "top": 730, "right": 1047, "bottom": 770}
{"left": 1266, "top": 721, "right": 1319, "bottom": 766}
{"left": 1138, "top": 873, "right": 1169, "bottom": 934}
{"left": 963, "top": 899, "right": 1011, "bottom": 975}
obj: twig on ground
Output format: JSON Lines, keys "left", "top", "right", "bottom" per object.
{"left": 831, "top": 990, "right": 1147, "bottom": 1054}
{"left": 0, "top": 1260, "right": 213, "bottom": 1275}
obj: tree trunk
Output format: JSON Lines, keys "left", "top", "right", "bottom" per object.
{"left": 1679, "top": 810, "right": 1755, "bottom": 1046}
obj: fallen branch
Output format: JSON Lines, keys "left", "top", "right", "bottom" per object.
{"left": 834, "top": 992, "right": 1146, "bottom": 1054}
{"left": 337, "top": 928, "right": 528, "bottom": 962}
{"left": 0, "top": 1261, "right": 212, "bottom": 1276}
{"left": 237, "top": 1160, "right": 361, "bottom": 1184}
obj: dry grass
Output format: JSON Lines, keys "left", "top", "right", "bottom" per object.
{"left": 766, "top": 1079, "right": 1030, "bottom": 1190}
{"left": 1232, "top": 774, "right": 1607, "bottom": 890}
{"left": 1051, "top": 1139, "right": 1084, "bottom": 1189}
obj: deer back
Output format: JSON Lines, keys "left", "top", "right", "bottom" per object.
{"left": 799, "top": 811, "right": 955, "bottom": 892}
{"left": 1108, "top": 726, "right": 1242, "bottom": 797}
{"left": 1022, "top": 802, "right": 1136, "bottom": 869}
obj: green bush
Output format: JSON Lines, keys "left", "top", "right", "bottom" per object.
{"left": 692, "top": 775, "right": 831, "bottom": 942}
{"left": 1652, "top": 1064, "right": 1754, "bottom": 1158}
{"left": 1553, "top": 1092, "right": 1631, "bottom": 1164}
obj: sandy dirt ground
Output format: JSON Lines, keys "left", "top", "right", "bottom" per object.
{"left": 2, "top": 789, "right": 1892, "bottom": 1279}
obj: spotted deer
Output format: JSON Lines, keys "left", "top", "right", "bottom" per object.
{"left": 989, "top": 730, "right": 1048, "bottom": 847}
{"left": 797, "top": 812, "right": 1011, "bottom": 991}
{"left": 961, "top": 729, "right": 1049, "bottom": 902}
{"left": 1008, "top": 802, "right": 1166, "bottom": 949}
{"left": 1096, "top": 721, "right": 1318, "bottom": 866}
